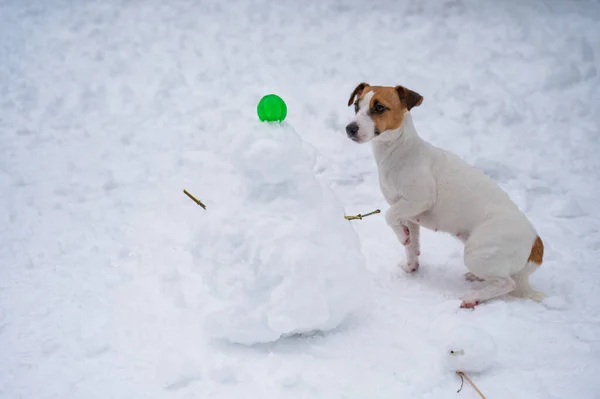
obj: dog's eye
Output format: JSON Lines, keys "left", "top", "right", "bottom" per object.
{"left": 373, "top": 103, "right": 386, "bottom": 113}
{"left": 354, "top": 103, "right": 359, "bottom": 114}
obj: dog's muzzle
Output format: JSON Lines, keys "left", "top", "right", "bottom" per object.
{"left": 345, "top": 122, "right": 359, "bottom": 140}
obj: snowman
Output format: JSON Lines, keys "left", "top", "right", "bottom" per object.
{"left": 194, "top": 98, "right": 369, "bottom": 345}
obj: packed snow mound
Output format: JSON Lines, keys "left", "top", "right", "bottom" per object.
{"left": 428, "top": 304, "right": 498, "bottom": 374}
{"left": 194, "top": 122, "right": 369, "bottom": 345}
{"left": 441, "top": 324, "right": 497, "bottom": 373}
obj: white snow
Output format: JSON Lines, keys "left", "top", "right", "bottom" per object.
{"left": 2, "top": 0, "right": 600, "bottom": 398}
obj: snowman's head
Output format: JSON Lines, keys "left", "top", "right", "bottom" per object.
{"left": 345, "top": 83, "right": 423, "bottom": 143}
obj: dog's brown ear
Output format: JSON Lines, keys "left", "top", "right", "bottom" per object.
{"left": 395, "top": 85, "right": 423, "bottom": 111}
{"left": 347, "top": 82, "right": 369, "bottom": 106}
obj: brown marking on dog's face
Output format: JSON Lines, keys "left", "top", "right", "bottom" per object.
{"left": 367, "top": 86, "right": 408, "bottom": 134}
{"left": 347, "top": 82, "right": 369, "bottom": 107}
{"left": 528, "top": 236, "right": 544, "bottom": 265}
{"left": 345, "top": 83, "right": 423, "bottom": 143}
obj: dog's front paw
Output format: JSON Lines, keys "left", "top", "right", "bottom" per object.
{"left": 464, "top": 272, "right": 484, "bottom": 282}
{"left": 400, "top": 260, "right": 419, "bottom": 273}
{"left": 459, "top": 300, "right": 480, "bottom": 309}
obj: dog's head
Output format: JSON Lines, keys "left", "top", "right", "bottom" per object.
{"left": 345, "top": 83, "right": 423, "bottom": 143}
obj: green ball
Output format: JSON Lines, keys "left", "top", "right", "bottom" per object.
{"left": 257, "top": 94, "right": 287, "bottom": 122}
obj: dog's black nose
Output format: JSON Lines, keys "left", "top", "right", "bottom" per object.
{"left": 346, "top": 122, "right": 359, "bottom": 137}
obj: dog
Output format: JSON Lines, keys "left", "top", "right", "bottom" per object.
{"left": 345, "top": 82, "right": 544, "bottom": 308}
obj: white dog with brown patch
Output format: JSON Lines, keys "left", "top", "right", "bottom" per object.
{"left": 345, "top": 82, "right": 545, "bottom": 308}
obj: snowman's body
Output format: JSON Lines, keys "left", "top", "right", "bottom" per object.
{"left": 196, "top": 123, "right": 368, "bottom": 345}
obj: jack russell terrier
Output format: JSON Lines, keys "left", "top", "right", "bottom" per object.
{"left": 345, "top": 82, "right": 544, "bottom": 308}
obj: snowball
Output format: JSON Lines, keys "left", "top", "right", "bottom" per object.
{"left": 442, "top": 324, "right": 497, "bottom": 373}
{"left": 427, "top": 306, "right": 498, "bottom": 374}
{"left": 194, "top": 122, "right": 368, "bottom": 345}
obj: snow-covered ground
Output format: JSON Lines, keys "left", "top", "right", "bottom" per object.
{"left": 2, "top": 0, "right": 600, "bottom": 397}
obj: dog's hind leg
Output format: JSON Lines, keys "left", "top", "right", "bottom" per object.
{"left": 459, "top": 220, "right": 543, "bottom": 307}
{"left": 464, "top": 272, "right": 484, "bottom": 282}
{"left": 460, "top": 276, "right": 516, "bottom": 308}
{"left": 460, "top": 233, "right": 518, "bottom": 307}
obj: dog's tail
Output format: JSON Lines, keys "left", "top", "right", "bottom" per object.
{"left": 510, "top": 236, "right": 546, "bottom": 302}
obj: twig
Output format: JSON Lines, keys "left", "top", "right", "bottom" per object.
{"left": 456, "top": 372, "right": 486, "bottom": 399}
{"left": 457, "top": 372, "right": 464, "bottom": 393}
{"left": 183, "top": 189, "right": 206, "bottom": 209}
{"left": 344, "top": 209, "right": 381, "bottom": 220}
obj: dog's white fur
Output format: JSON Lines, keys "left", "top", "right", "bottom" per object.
{"left": 348, "top": 86, "right": 544, "bottom": 307}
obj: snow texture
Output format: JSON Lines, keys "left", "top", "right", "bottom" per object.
{"left": 194, "top": 122, "right": 368, "bottom": 344}
{"left": 2, "top": 0, "right": 600, "bottom": 398}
